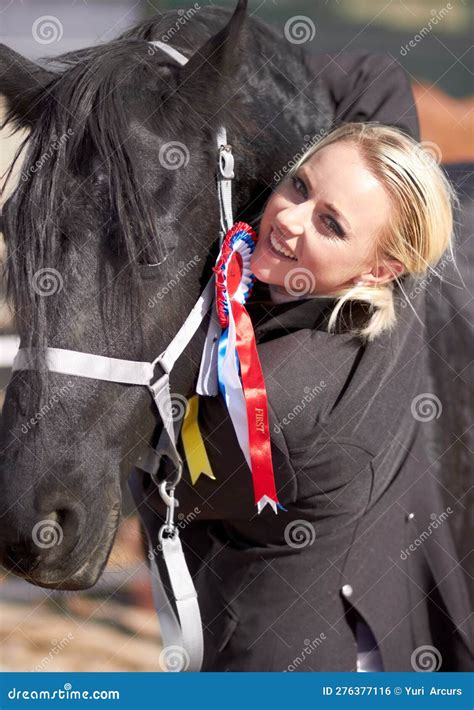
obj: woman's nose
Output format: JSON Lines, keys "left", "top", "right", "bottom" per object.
{"left": 276, "top": 201, "right": 313, "bottom": 239}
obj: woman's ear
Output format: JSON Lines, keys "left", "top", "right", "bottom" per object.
{"left": 355, "top": 259, "right": 405, "bottom": 286}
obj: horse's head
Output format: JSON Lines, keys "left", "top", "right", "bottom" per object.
{"left": 0, "top": 0, "right": 252, "bottom": 589}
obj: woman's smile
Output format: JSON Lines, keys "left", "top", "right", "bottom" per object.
{"left": 268, "top": 227, "right": 298, "bottom": 261}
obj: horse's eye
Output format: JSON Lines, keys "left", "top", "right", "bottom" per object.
{"left": 137, "top": 262, "right": 165, "bottom": 279}
{"left": 136, "top": 247, "right": 175, "bottom": 276}
{"left": 93, "top": 172, "right": 108, "bottom": 187}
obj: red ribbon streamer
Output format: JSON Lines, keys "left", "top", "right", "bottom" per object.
{"left": 231, "top": 299, "right": 280, "bottom": 508}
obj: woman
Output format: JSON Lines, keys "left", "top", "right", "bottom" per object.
{"left": 131, "top": 121, "right": 473, "bottom": 672}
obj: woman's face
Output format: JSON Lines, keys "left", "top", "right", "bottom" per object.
{"left": 250, "top": 141, "right": 402, "bottom": 296}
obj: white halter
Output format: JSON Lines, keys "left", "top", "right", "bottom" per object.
{"left": 11, "top": 39, "right": 235, "bottom": 673}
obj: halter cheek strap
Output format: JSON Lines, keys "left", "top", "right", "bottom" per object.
{"left": 11, "top": 40, "right": 236, "bottom": 673}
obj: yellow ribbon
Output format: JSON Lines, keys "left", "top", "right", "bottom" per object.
{"left": 180, "top": 395, "right": 216, "bottom": 485}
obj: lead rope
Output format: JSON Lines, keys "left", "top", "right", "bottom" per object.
{"left": 145, "top": 40, "right": 235, "bottom": 671}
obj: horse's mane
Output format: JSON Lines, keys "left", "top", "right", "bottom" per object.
{"left": 2, "top": 31, "right": 248, "bottom": 357}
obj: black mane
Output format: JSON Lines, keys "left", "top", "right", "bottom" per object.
{"left": 2, "top": 23, "right": 249, "bottom": 359}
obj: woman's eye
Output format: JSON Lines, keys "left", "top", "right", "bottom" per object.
{"left": 290, "top": 176, "right": 346, "bottom": 240}
{"left": 320, "top": 215, "right": 346, "bottom": 239}
{"left": 291, "top": 176, "right": 307, "bottom": 197}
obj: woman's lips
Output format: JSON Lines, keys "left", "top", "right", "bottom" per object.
{"left": 268, "top": 228, "right": 298, "bottom": 261}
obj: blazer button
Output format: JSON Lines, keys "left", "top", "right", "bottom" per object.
{"left": 406, "top": 512, "right": 415, "bottom": 521}
{"left": 341, "top": 584, "right": 353, "bottom": 598}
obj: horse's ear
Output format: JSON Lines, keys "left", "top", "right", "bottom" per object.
{"left": 0, "top": 44, "right": 54, "bottom": 129}
{"left": 176, "top": 0, "right": 248, "bottom": 114}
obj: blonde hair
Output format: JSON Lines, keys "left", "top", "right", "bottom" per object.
{"left": 284, "top": 122, "right": 458, "bottom": 341}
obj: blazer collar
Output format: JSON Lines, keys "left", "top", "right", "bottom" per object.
{"left": 246, "top": 280, "right": 336, "bottom": 342}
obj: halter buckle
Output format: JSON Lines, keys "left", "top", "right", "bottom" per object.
{"left": 218, "top": 144, "right": 235, "bottom": 180}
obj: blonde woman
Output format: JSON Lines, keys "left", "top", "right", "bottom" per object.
{"left": 250, "top": 121, "right": 456, "bottom": 340}
{"left": 133, "top": 122, "right": 473, "bottom": 672}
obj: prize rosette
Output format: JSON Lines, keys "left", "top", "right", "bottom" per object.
{"left": 212, "top": 221, "right": 286, "bottom": 514}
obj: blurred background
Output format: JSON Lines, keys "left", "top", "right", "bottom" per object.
{"left": 1, "top": 0, "right": 473, "bottom": 672}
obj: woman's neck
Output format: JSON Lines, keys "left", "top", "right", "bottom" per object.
{"left": 268, "top": 283, "right": 333, "bottom": 304}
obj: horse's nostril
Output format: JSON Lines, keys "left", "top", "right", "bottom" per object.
{"left": 32, "top": 506, "right": 82, "bottom": 555}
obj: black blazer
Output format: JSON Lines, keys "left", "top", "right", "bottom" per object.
{"left": 131, "top": 276, "right": 473, "bottom": 671}
{"left": 129, "top": 53, "right": 474, "bottom": 671}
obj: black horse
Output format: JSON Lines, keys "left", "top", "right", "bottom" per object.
{"left": 0, "top": 0, "right": 470, "bottom": 603}
{"left": 0, "top": 0, "right": 333, "bottom": 590}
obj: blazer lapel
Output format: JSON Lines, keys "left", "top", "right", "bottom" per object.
{"left": 246, "top": 279, "right": 336, "bottom": 342}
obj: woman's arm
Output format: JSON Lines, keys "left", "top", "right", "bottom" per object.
{"left": 309, "top": 51, "right": 420, "bottom": 140}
